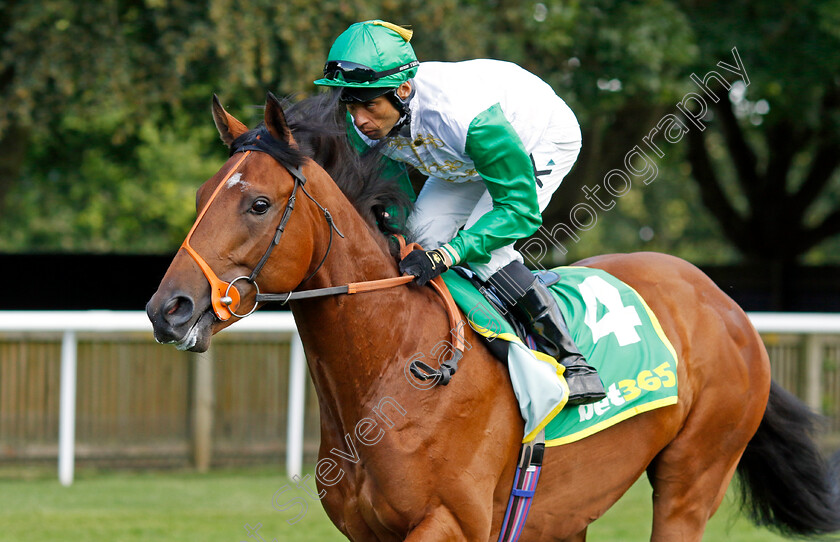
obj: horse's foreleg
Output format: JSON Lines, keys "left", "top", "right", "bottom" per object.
{"left": 403, "top": 506, "right": 471, "bottom": 541}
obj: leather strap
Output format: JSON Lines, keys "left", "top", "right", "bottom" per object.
{"left": 346, "top": 276, "right": 415, "bottom": 293}
{"left": 396, "top": 236, "right": 465, "bottom": 354}
{"left": 255, "top": 235, "right": 466, "bottom": 384}
{"left": 180, "top": 151, "right": 252, "bottom": 320}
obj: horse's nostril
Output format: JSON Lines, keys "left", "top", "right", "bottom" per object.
{"left": 162, "top": 294, "right": 195, "bottom": 327}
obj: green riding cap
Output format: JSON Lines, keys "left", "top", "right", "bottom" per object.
{"left": 314, "top": 20, "right": 418, "bottom": 89}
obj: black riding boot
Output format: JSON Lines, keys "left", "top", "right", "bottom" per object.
{"left": 488, "top": 261, "right": 607, "bottom": 406}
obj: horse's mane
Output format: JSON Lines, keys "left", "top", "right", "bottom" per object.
{"left": 287, "top": 92, "right": 413, "bottom": 235}
{"left": 230, "top": 92, "right": 412, "bottom": 236}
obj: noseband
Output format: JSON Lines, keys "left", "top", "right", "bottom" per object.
{"left": 180, "top": 143, "right": 343, "bottom": 321}
{"left": 179, "top": 139, "right": 465, "bottom": 370}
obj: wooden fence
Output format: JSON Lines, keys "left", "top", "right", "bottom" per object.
{"left": 0, "top": 329, "right": 321, "bottom": 468}
{"left": 763, "top": 332, "right": 840, "bottom": 434}
{"left": 2, "top": 313, "right": 840, "bottom": 470}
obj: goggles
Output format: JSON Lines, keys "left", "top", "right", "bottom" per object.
{"left": 322, "top": 59, "right": 419, "bottom": 83}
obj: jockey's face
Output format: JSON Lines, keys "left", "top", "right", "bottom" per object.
{"left": 346, "top": 82, "right": 411, "bottom": 140}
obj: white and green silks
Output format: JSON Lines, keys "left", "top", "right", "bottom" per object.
{"left": 351, "top": 59, "right": 582, "bottom": 277}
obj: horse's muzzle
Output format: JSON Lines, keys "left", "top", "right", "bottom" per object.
{"left": 146, "top": 291, "right": 213, "bottom": 352}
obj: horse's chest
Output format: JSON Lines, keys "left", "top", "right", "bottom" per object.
{"left": 317, "top": 423, "right": 425, "bottom": 537}
{"left": 322, "top": 466, "right": 414, "bottom": 541}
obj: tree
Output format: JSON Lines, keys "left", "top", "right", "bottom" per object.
{"left": 1, "top": 0, "right": 838, "bottom": 301}
{"left": 678, "top": 0, "right": 840, "bottom": 306}
{"left": 479, "top": 0, "right": 728, "bottom": 263}
{"left": 481, "top": 1, "right": 840, "bottom": 305}
{"left": 0, "top": 0, "right": 500, "bottom": 252}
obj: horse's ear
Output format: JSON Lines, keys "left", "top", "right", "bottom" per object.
{"left": 264, "top": 91, "right": 295, "bottom": 145}
{"left": 212, "top": 94, "right": 249, "bottom": 147}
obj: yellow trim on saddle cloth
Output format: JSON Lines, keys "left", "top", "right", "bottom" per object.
{"left": 562, "top": 266, "right": 680, "bottom": 366}
{"left": 451, "top": 265, "right": 680, "bottom": 449}
{"left": 468, "top": 319, "right": 571, "bottom": 443}
{"left": 545, "top": 396, "right": 679, "bottom": 446}
{"left": 523, "top": 376, "right": 569, "bottom": 443}
{"left": 631, "top": 285, "right": 679, "bottom": 365}
{"left": 468, "top": 323, "right": 563, "bottom": 371}
{"left": 541, "top": 266, "right": 680, "bottom": 447}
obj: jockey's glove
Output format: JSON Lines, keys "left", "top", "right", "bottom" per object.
{"left": 399, "top": 248, "right": 451, "bottom": 286}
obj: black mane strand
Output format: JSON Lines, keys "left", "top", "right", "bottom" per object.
{"left": 229, "top": 124, "right": 307, "bottom": 170}
{"left": 226, "top": 92, "right": 411, "bottom": 235}
{"left": 284, "top": 92, "right": 412, "bottom": 235}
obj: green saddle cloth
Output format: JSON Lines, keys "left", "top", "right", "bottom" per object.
{"left": 442, "top": 266, "right": 679, "bottom": 446}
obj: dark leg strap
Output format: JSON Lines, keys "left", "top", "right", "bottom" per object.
{"left": 498, "top": 430, "right": 545, "bottom": 542}
{"left": 487, "top": 260, "right": 538, "bottom": 307}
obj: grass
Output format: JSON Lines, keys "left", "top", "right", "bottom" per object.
{"left": 0, "top": 465, "right": 793, "bottom": 541}
{"left": 588, "top": 477, "right": 790, "bottom": 542}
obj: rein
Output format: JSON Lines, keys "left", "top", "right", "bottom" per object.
{"left": 179, "top": 144, "right": 465, "bottom": 370}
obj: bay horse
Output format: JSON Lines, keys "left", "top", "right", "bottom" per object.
{"left": 146, "top": 92, "right": 840, "bottom": 541}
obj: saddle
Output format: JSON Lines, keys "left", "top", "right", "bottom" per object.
{"left": 450, "top": 266, "right": 563, "bottom": 362}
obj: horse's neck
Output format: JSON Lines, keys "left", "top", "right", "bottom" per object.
{"left": 289, "top": 170, "right": 414, "bottom": 419}
{"left": 302, "top": 208, "right": 397, "bottom": 294}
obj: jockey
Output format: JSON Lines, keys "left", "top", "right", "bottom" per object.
{"left": 314, "top": 20, "right": 605, "bottom": 405}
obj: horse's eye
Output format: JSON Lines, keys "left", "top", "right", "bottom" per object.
{"left": 250, "top": 198, "right": 270, "bottom": 215}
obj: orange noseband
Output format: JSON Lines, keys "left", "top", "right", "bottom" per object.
{"left": 179, "top": 151, "right": 251, "bottom": 321}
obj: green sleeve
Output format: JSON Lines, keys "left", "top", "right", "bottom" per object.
{"left": 447, "top": 103, "right": 542, "bottom": 264}
{"left": 344, "top": 112, "right": 415, "bottom": 202}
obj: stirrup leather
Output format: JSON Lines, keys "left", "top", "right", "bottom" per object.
{"left": 512, "top": 279, "right": 607, "bottom": 406}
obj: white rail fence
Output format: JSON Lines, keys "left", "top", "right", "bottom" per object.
{"left": 1, "top": 310, "right": 840, "bottom": 487}
{"left": 0, "top": 311, "right": 303, "bottom": 486}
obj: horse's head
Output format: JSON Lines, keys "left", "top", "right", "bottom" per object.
{"left": 146, "top": 93, "right": 334, "bottom": 351}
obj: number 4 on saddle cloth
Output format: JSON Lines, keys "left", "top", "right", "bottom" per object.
{"left": 441, "top": 266, "right": 679, "bottom": 446}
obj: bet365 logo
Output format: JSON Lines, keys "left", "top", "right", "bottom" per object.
{"left": 578, "top": 361, "right": 676, "bottom": 422}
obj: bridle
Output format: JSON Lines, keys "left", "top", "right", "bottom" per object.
{"left": 179, "top": 137, "right": 465, "bottom": 382}
{"left": 181, "top": 137, "right": 422, "bottom": 321}
{"left": 180, "top": 142, "right": 346, "bottom": 321}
